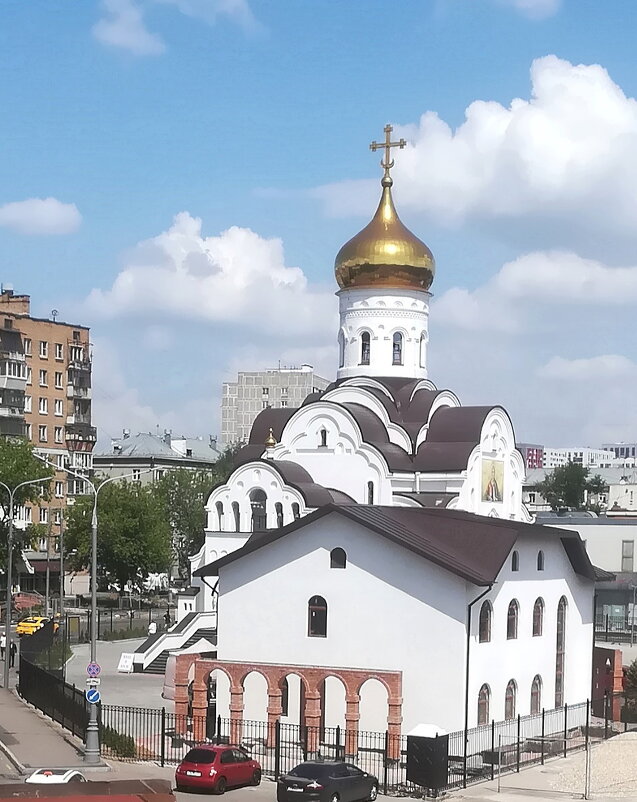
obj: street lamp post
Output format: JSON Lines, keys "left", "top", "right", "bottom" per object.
{"left": 0, "top": 476, "right": 53, "bottom": 691}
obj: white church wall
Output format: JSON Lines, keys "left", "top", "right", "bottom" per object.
{"left": 216, "top": 513, "right": 468, "bottom": 733}
{"left": 467, "top": 533, "right": 593, "bottom": 727}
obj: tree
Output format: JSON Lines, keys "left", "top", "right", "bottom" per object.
{"left": 0, "top": 438, "right": 54, "bottom": 561}
{"left": 534, "top": 462, "right": 608, "bottom": 512}
{"left": 64, "top": 481, "right": 172, "bottom": 592}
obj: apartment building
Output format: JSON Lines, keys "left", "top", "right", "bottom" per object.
{"left": 220, "top": 364, "right": 330, "bottom": 446}
{"left": 0, "top": 287, "right": 96, "bottom": 564}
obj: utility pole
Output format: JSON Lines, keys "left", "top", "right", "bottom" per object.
{"left": 59, "top": 512, "right": 64, "bottom": 622}
{"left": 45, "top": 505, "right": 52, "bottom": 616}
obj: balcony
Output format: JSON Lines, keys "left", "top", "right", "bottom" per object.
{"left": 66, "top": 384, "right": 92, "bottom": 400}
{"left": 0, "top": 375, "right": 27, "bottom": 391}
{"left": 0, "top": 406, "right": 25, "bottom": 418}
{"left": 65, "top": 421, "right": 97, "bottom": 448}
{"left": 0, "top": 418, "right": 26, "bottom": 437}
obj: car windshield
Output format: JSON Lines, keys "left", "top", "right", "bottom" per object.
{"left": 289, "top": 764, "right": 331, "bottom": 779}
{"left": 184, "top": 749, "right": 216, "bottom": 764}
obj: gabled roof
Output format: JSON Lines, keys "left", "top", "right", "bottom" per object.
{"left": 195, "top": 504, "right": 594, "bottom": 587}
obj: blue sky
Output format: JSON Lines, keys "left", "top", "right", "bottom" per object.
{"left": 3, "top": 0, "right": 637, "bottom": 446}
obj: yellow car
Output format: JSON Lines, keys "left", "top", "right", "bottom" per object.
{"left": 16, "top": 616, "right": 51, "bottom": 636}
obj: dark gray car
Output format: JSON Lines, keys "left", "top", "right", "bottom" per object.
{"left": 277, "top": 762, "right": 378, "bottom": 802}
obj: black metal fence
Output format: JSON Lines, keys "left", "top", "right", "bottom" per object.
{"left": 65, "top": 607, "right": 169, "bottom": 644}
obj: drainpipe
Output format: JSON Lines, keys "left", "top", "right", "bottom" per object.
{"left": 463, "top": 583, "right": 494, "bottom": 788}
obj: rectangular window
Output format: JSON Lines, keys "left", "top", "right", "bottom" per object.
{"left": 56, "top": 454, "right": 65, "bottom": 469}
{"left": 132, "top": 469, "right": 141, "bottom": 481}
{"left": 262, "top": 387, "right": 269, "bottom": 396}
{"left": 54, "top": 426, "right": 63, "bottom": 444}
{"left": 24, "top": 395, "right": 32, "bottom": 413}
{"left": 54, "top": 509, "right": 61, "bottom": 525}
{"left": 55, "top": 371, "right": 63, "bottom": 389}
{"left": 39, "top": 369, "right": 47, "bottom": 386}
{"left": 622, "top": 540, "right": 634, "bottom": 572}
{"left": 25, "top": 423, "right": 32, "bottom": 441}
{"left": 55, "top": 343, "right": 63, "bottom": 360}
{"left": 281, "top": 387, "right": 288, "bottom": 397}
{"left": 39, "top": 341, "right": 48, "bottom": 358}
{"left": 55, "top": 481, "right": 64, "bottom": 498}
{"left": 23, "top": 337, "right": 32, "bottom": 356}
{"left": 281, "top": 400, "right": 288, "bottom": 407}
{"left": 38, "top": 397, "right": 48, "bottom": 414}
{"left": 70, "top": 345, "right": 83, "bottom": 362}
{"left": 38, "top": 424, "right": 47, "bottom": 442}
{"left": 54, "top": 399, "right": 63, "bottom": 416}
{"left": 39, "top": 507, "right": 48, "bottom": 524}
{"left": 3, "top": 319, "right": 11, "bottom": 329}
{"left": 26, "top": 367, "right": 32, "bottom": 385}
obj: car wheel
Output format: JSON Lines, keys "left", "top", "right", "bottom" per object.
{"left": 175, "top": 784, "right": 183, "bottom": 792}
{"left": 215, "top": 777, "right": 227, "bottom": 795}
{"left": 251, "top": 770, "right": 261, "bottom": 786}
{"left": 367, "top": 784, "right": 378, "bottom": 801}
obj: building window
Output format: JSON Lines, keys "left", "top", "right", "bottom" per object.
{"left": 39, "top": 507, "right": 48, "bottom": 524}
{"left": 392, "top": 332, "right": 403, "bottom": 365}
{"left": 23, "top": 338, "right": 31, "bottom": 356}
{"left": 330, "top": 548, "right": 346, "bottom": 569}
{"left": 531, "top": 675, "right": 542, "bottom": 715}
{"left": 338, "top": 331, "right": 345, "bottom": 368}
{"left": 55, "top": 372, "right": 63, "bottom": 389}
{"left": 622, "top": 540, "right": 634, "bottom": 572}
{"left": 308, "top": 595, "right": 327, "bottom": 638}
{"left": 281, "top": 387, "right": 288, "bottom": 397}
{"left": 39, "top": 341, "right": 48, "bottom": 358}
{"left": 24, "top": 395, "right": 32, "bottom": 413}
{"left": 477, "top": 683, "right": 490, "bottom": 725}
{"left": 419, "top": 333, "right": 426, "bottom": 368}
{"left": 39, "top": 369, "right": 48, "bottom": 387}
{"left": 215, "top": 501, "right": 224, "bottom": 529}
{"left": 319, "top": 428, "right": 327, "bottom": 448}
{"left": 72, "top": 330, "right": 80, "bottom": 342}
{"left": 275, "top": 502, "right": 284, "bottom": 528}
{"left": 533, "top": 597, "right": 544, "bottom": 637}
{"left": 292, "top": 502, "right": 300, "bottom": 520}
{"left": 262, "top": 387, "right": 269, "bottom": 396}
{"left": 25, "top": 423, "right": 32, "bottom": 440}
{"left": 55, "top": 343, "right": 63, "bottom": 360}
{"left": 555, "top": 596, "right": 567, "bottom": 708}
{"left": 132, "top": 469, "right": 141, "bottom": 481}
{"left": 505, "top": 680, "right": 517, "bottom": 720}
{"left": 54, "top": 399, "right": 63, "bottom": 416}
{"left": 367, "top": 481, "right": 374, "bottom": 505}
{"left": 232, "top": 501, "right": 240, "bottom": 532}
{"left": 56, "top": 453, "right": 65, "bottom": 468}
{"left": 507, "top": 599, "right": 519, "bottom": 640}
{"left": 55, "top": 481, "right": 64, "bottom": 498}
{"left": 26, "top": 367, "right": 32, "bottom": 385}
{"left": 250, "top": 489, "right": 267, "bottom": 532}
{"left": 54, "top": 426, "right": 63, "bottom": 444}
{"left": 360, "top": 332, "right": 371, "bottom": 365}
{"left": 280, "top": 677, "right": 289, "bottom": 717}
{"left": 38, "top": 425, "right": 47, "bottom": 442}
{"left": 54, "top": 509, "right": 61, "bottom": 525}
{"left": 3, "top": 319, "right": 11, "bottom": 329}
{"left": 479, "top": 600, "right": 492, "bottom": 643}
{"left": 38, "top": 397, "right": 48, "bottom": 415}
{"left": 511, "top": 550, "right": 519, "bottom": 571}
{"left": 537, "top": 550, "right": 545, "bottom": 570}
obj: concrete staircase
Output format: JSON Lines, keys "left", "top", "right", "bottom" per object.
{"left": 132, "top": 611, "right": 217, "bottom": 674}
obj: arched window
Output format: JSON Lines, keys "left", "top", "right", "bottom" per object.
{"left": 555, "top": 596, "right": 567, "bottom": 707}
{"left": 308, "top": 595, "right": 327, "bottom": 638}
{"left": 275, "top": 502, "right": 284, "bottom": 528}
{"left": 392, "top": 332, "right": 403, "bottom": 366}
{"left": 505, "top": 680, "right": 517, "bottom": 720}
{"left": 531, "top": 675, "right": 542, "bottom": 715}
{"left": 330, "top": 548, "right": 346, "bottom": 569}
{"left": 419, "top": 333, "right": 427, "bottom": 368}
{"left": 338, "top": 331, "right": 345, "bottom": 368}
{"left": 477, "top": 684, "right": 490, "bottom": 726}
{"left": 215, "top": 501, "right": 224, "bottom": 530}
{"left": 250, "top": 489, "right": 267, "bottom": 532}
{"left": 367, "top": 481, "right": 374, "bottom": 505}
{"left": 511, "top": 550, "right": 519, "bottom": 572}
{"left": 537, "top": 550, "right": 545, "bottom": 571}
{"left": 533, "top": 597, "right": 544, "bottom": 637}
{"left": 319, "top": 428, "right": 327, "bottom": 448}
{"left": 292, "top": 502, "right": 300, "bottom": 520}
{"left": 478, "top": 601, "right": 492, "bottom": 643}
{"left": 507, "top": 599, "right": 519, "bottom": 640}
{"left": 360, "top": 332, "right": 371, "bottom": 366}
{"left": 232, "top": 501, "right": 240, "bottom": 532}
{"left": 280, "top": 677, "right": 289, "bottom": 717}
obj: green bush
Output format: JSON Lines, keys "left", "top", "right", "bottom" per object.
{"left": 33, "top": 640, "right": 71, "bottom": 671}
{"left": 101, "top": 724, "right": 137, "bottom": 758}
{"left": 101, "top": 626, "right": 148, "bottom": 642}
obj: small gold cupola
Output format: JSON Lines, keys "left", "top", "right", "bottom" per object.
{"left": 264, "top": 428, "right": 277, "bottom": 449}
{"left": 334, "top": 124, "right": 435, "bottom": 292}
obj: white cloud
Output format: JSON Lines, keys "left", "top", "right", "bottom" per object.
{"left": 0, "top": 197, "right": 81, "bottom": 235}
{"left": 538, "top": 354, "right": 637, "bottom": 382}
{"left": 86, "top": 212, "right": 335, "bottom": 337}
{"left": 498, "top": 0, "right": 560, "bottom": 19}
{"left": 93, "top": 0, "right": 166, "bottom": 55}
{"left": 155, "top": 0, "right": 258, "bottom": 32}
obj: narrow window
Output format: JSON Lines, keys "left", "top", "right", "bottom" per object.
{"left": 530, "top": 675, "right": 542, "bottom": 715}
{"left": 338, "top": 331, "right": 345, "bottom": 368}
{"left": 330, "top": 548, "right": 346, "bottom": 569}
{"left": 511, "top": 550, "right": 519, "bottom": 572}
{"left": 392, "top": 332, "right": 403, "bottom": 366}
{"left": 275, "top": 502, "right": 284, "bottom": 528}
{"left": 292, "top": 502, "right": 300, "bottom": 520}
{"left": 477, "top": 684, "right": 490, "bottom": 725}
{"left": 505, "top": 680, "right": 517, "bottom": 720}
{"left": 360, "top": 332, "right": 371, "bottom": 366}
{"left": 215, "top": 501, "right": 224, "bottom": 530}
{"left": 622, "top": 540, "right": 634, "bottom": 572}
{"left": 250, "top": 489, "right": 267, "bottom": 532}
{"left": 537, "top": 550, "right": 545, "bottom": 571}
{"left": 320, "top": 428, "right": 327, "bottom": 448}
{"left": 419, "top": 333, "right": 426, "bottom": 368}
{"left": 532, "top": 597, "right": 544, "bottom": 637}
{"left": 367, "top": 481, "right": 374, "bottom": 505}
{"left": 479, "top": 601, "right": 492, "bottom": 643}
{"left": 280, "top": 678, "right": 289, "bottom": 717}
{"left": 555, "top": 596, "right": 567, "bottom": 708}
{"left": 308, "top": 596, "right": 327, "bottom": 637}
{"left": 232, "top": 501, "right": 240, "bottom": 532}
{"left": 507, "top": 599, "right": 519, "bottom": 640}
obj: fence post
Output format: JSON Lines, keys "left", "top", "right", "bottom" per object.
{"left": 490, "top": 720, "right": 495, "bottom": 781}
{"left": 604, "top": 691, "right": 609, "bottom": 739}
{"left": 585, "top": 699, "right": 590, "bottom": 748}
{"left": 148, "top": 605, "right": 152, "bottom": 625}
{"left": 605, "top": 613, "right": 609, "bottom": 643}
{"left": 540, "top": 708, "right": 545, "bottom": 766}
{"left": 302, "top": 724, "right": 308, "bottom": 761}
{"left": 335, "top": 725, "right": 341, "bottom": 760}
{"left": 110, "top": 609, "right": 113, "bottom": 635}
{"left": 383, "top": 730, "right": 389, "bottom": 796}
{"left": 216, "top": 714, "right": 221, "bottom": 743}
{"left": 563, "top": 703, "right": 568, "bottom": 757}
{"left": 161, "top": 706, "right": 166, "bottom": 767}
{"left": 274, "top": 720, "right": 281, "bottom": 781}
{"left": 516, "top": 714, "right": 521, "bottom": 772}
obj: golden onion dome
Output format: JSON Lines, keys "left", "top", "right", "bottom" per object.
{"left": 334, "top": 174, "right": 435, "bottom": 292}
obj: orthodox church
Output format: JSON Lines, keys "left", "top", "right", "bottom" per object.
{"left": 162, "top": 128, "right": 594, "bottom": 745}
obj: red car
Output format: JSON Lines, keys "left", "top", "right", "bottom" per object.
{"left": 175, "top": 745, "right": 261, "bottom": 794}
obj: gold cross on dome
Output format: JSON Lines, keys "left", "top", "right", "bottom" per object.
{"left": 370, "top": 124, "right": 406, "bottom": 180}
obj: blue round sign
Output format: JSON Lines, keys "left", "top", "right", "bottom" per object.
{"left": 86, "top": 688, "right": 101, "bottom": 705}
{"left": 87, "top": 662, "right": 101, "bottom": 678}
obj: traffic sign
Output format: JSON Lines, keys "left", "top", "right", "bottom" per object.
{"left": 86, "top": 662, "right": 101, "bottom": 678}
{"left": 86, "top": 678, "right": 101, "bottom": 687}
{"left": 85, "top": 688, "right": 101, "bottom": 705}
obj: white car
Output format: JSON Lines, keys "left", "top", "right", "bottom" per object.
{"left": 25, "top": 769, "right": 87, "bottom": 784}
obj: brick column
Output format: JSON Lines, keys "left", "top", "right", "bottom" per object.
{"left": 611, "top": 649, "right": 624, "bottom": 722}
{"left": 174, "top": 654, "right": 195, "bottom": 735}
{"left": 386, "top": 695, "right": 403, "bottom": 761}
{"left": 304, "top": 688, "right": 322, "bottom": 758}
{"left": 344, "top": 693, "right": 360, "bottom": 759}
{"left": 229, "top": 683, "right": 245, "bottom": 746}
{"left": 267, "top": 687, "right": 283, "bottom": 748}
{"left": 192, "top": 663, "right": 209, "bottom": 742}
